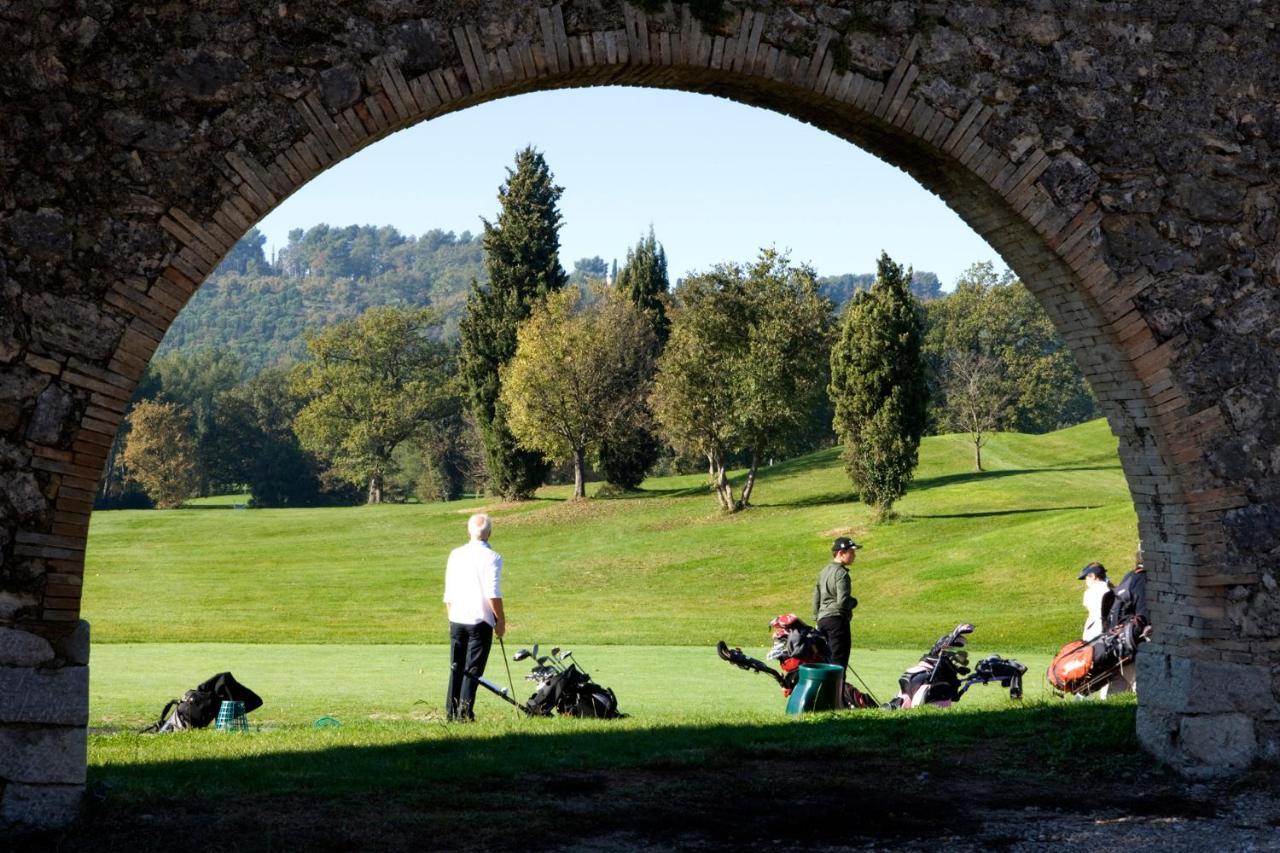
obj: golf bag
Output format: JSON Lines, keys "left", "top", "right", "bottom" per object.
{"left": 1047, "top": 616, "right": 1147, "bottom": 695}
{"left": 524, "top": 663, "right": 622, "bottom": 718}
{"left": 885, "top": 623, "right": 1026, "bottom": 710}
{"left": 142, "top": 671, "right": 262, "bottom": 733}
{"left": 470, "top": 644, "right": 624, "bottom": 719}
{"left": 716, "top": 613, "right": 878, "bottom": 709}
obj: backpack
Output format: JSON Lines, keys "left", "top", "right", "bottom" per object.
{"left": 143, "top": 672, "right": 263, "bottom": 733}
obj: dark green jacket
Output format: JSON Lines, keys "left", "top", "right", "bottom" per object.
{"left": 813, "top": 560, "right": 853, "bottom": 621}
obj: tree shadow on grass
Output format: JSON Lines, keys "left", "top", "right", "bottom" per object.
{"left": 909, "top": 465, "right": 1121, "bottom": 494}
{"left": 57, "top": 704, "right": 1162, "bottom": 852}
{"left": 754, "top": 491, "right": 858, "bottom": 509}
{"left": 912, "top": 505, "right": 1101, "bottom": 520}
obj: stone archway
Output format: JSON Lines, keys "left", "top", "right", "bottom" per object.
{"left": 2, "top": 0, "right": 1277, "bottom": 832}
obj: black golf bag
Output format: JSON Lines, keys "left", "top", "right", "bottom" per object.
{"left": 885, "top": 624, "right": 1026, "bottom": 710}
{"left": 524, "top": 663, "right": 622, "bottom": 718}
{"left": 469, "top": 645, "right": 624, "bottom": 719}
{"left": 142, "top": 671, "right": 263, "bottom": 733}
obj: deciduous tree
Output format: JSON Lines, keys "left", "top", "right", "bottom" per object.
{"left": 829, "top": 251, "right": 929, "bottom": 519}
{"left": 459, "top": 147, "right": 569, "bottom": 499}
{"left": 651, "top": 249, "right": 831, "bottom": 512}
{"left": 940, "top": 351, "right": 1010, "bottom": 471}
{"left": 500, "top": 288, "right": 655, "bottom": 499}
{"left": 923, "top": 262, "right": 1097, "bottom": 434}
{"left": 290, "top": 306, "right": 456, "bottom": 503}
{"left": 212, "top": 368, "right": 334, "bottom": 507}
{"left": 121, "top": 400, "right": 199, "bottom": 509}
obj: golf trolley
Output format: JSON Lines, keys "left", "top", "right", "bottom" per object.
{"left": 886, "top": 623, "right": 1026, "bottom": 709}
{"left": 717, "top": 616, "right": 1026, "bottom": 711}
{"left": 717, "top": 613, "right": 880, "bottom": 709}
{"left": 471, "top": 643, "right": 623, "bottom": 718}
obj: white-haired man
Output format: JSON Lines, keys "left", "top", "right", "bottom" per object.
{"left": 443, "top": 513, "right": 506, "bottom": 721}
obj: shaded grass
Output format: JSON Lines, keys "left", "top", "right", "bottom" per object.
{"left": 88, "top": 701, "right": 1137, "bottom": 801}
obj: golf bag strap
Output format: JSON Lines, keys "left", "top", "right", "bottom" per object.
{"left": 140, "top": 698, "right": 180, "bottom": 734}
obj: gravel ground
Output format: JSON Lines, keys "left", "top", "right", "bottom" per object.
{"left": 24, "top": 752, "right": 1280, "bottom": 852}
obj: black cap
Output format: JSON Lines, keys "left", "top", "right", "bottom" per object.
{"left": 832, "top": 537, "right": 860, "bottom": 553}
{"left": 1078, "top": 562, "right": 1106, "bottom": 581}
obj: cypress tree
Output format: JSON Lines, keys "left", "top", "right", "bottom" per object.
{"left": 829, "top": 251, "right": 929, "bottom": 519}
{"left": 459, "top": 147, "right": 568, "bottom": 499}
{"left": 597, "top": 227, "right": 670, "bottom": 490}
{"left": 614, "top": 226, "right": 671, "bottom": 348}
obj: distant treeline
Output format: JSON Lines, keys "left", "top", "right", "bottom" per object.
{"left": 160, "top": 225, "right": 943, "bottom": 375}
{"left": 107, "top": 223, "right": 1095, "bottom": 512}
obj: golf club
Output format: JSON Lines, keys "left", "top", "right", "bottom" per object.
{"left": 497, "top": 634, "right": 518, "bottom": 713}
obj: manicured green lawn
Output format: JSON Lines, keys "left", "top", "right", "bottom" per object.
{"left": 84, "top": 419, "right": 1136, "bottom": 649}
{"left": 76, "top": 420, "right": 1145, "bottom": 848}
{"left": 90, "top": 642, "right": 1055, "bottom": 729}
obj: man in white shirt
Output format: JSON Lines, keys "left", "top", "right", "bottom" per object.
{"left": 443, "top": 513, "right": 506, "bottom": 721}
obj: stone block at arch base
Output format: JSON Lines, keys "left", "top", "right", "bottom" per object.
{"left": 1136, "top": 653, "right": 1280, "bottom": 779}
{"left": 0, "top": 621, "right": 89, "bottom": 835}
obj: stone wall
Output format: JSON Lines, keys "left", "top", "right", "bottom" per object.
{"left": 1, "top": 0, "right": 1278, "bottom": 833}
{"left": 0, "top": 621, "right": 87, "bottom": 832}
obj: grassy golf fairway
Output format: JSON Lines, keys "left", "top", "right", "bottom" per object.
{"left": 73, "top": 420, "right": 1151, "bottom": 849}
{"left": 84, "top": 419, "right": 1135, "bottom": 650}
{"left": 91, "top": 643, "right": 1059, "bottom": 729}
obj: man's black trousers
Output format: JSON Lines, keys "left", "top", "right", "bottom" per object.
{"left": 818, "top": 615, "right": 851, "bottom": 670}
{"left": 446, "top": 620, "right": 494, "bottom": 721}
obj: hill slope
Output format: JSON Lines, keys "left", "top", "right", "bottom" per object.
{"left": 84, "top": 418, "right": 1136, "bottom": 649}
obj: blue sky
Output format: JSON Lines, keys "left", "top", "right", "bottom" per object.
{"left": 255, "top": 86, "right": 1000, "bottom": 288}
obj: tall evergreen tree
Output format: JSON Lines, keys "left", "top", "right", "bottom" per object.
{"left": 598, "top": 227, "right": 671, "bottom": 489}
{"left": 459, "top": 147, "right": 569, "bottom": 499}
{"left": 614, "top": 226, "right": 671, "bottom": 348}
{"left": 829, "top": 252, "right": 929, "bottom": 520}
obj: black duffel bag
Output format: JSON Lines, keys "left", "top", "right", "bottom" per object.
{"left": 142, "top": 671, "right": 263, "bottom": 733}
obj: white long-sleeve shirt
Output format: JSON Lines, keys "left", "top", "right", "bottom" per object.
{"left": 1082, "top": 581, "right": 1112, "bottom": 641}
{"left": 443, "top": 539, "right": 502, "bottom": 626}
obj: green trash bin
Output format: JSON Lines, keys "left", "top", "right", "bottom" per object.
{"left": 786, "top": 663, "right": 845, "bottom": 714}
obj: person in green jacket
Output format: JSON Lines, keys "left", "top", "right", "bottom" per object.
{"left": 814, "top": 536, "right": 859, "bottom": 670}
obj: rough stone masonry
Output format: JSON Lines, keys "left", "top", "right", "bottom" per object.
{"left": 1, "top": 0, "right": 1278, "bottom": 834}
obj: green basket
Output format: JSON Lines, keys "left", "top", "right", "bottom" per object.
{"left": 785, "top": 663, "right": 845, "bottom": 714}
{"left": 215, "top": 700, "right": 249, "bottom": 732}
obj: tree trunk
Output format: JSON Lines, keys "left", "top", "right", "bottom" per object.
{"left": 736, "top": 450, "right": 760, "bottom": 510}
{"left": 974, "top": 438, "right": 984, "bottom": 472}
{"left": 367, "top": 474, "right": 383, "bottom": 504}
{"left": 707, "top": 452, "right": 736, "bottom": 512}
{"left": 573, "top": 447, "right": 586, "bottom": 499}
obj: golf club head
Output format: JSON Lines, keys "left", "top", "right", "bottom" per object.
{"left": 558, "top": 650, "right": 573, "bottom": 661}
{"left": 512, "top": 649, "right": 532, "bottom": 661}
{"left": 550, "top": 647, "right": 561, "bottom": 657}
{"left": 531, "top": 644, "right": 539, "bottom": 660}
{"left": 536, "top": 656, "right": 552, "bottom": 667}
